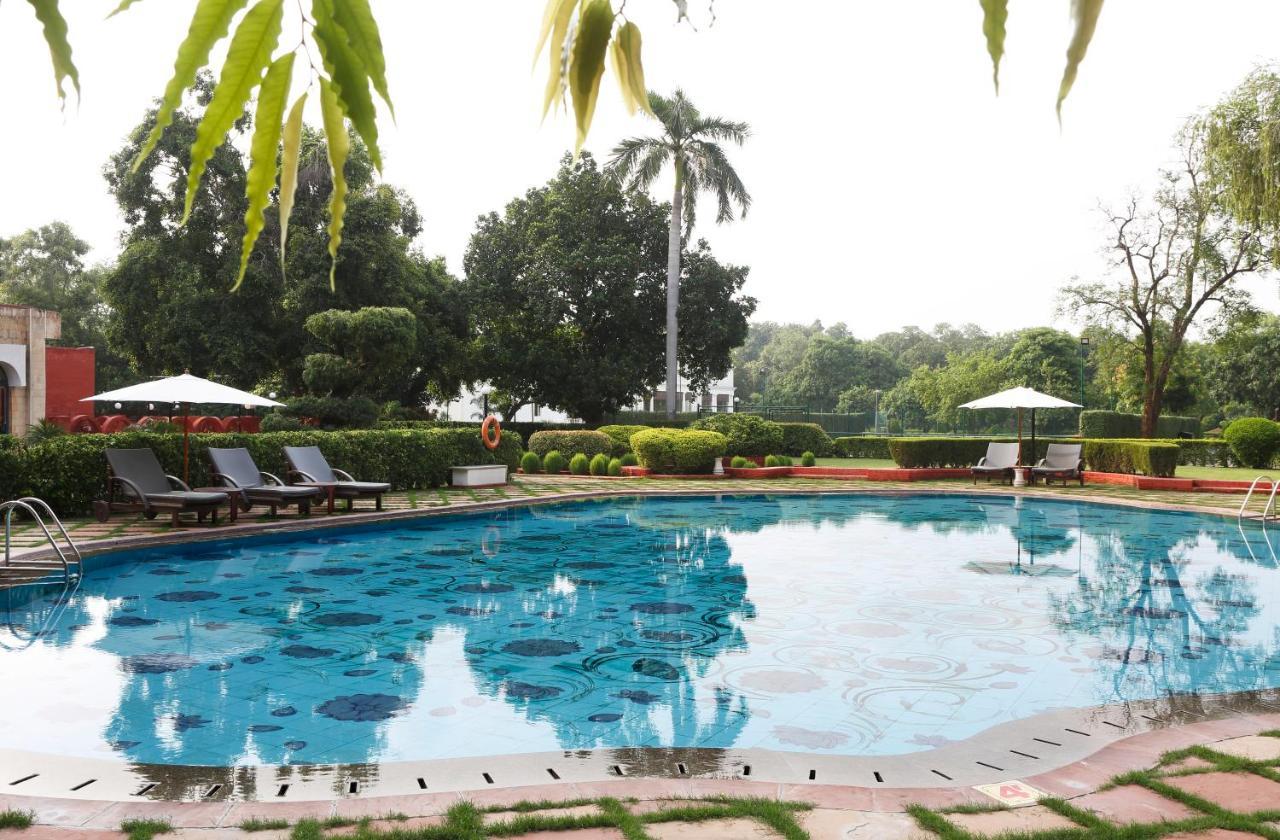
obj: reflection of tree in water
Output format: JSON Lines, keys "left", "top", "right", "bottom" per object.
{"left": 1048, "top": 509, "right": 1280, "bottom": 702}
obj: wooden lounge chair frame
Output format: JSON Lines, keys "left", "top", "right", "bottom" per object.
{"left": 95, "top": 448, "right": 229, "bottom": 526}
{"left": 1031, "top": 443, "right": 1085, "bottom": 486}
{"left": 208, "top": 447, "right": 322, "bottom": 517}
{"left": 971, "top": 442, "right": 1020, "bottom": 485}
{"left": 283, "top": 445, "right": 390, "bottom": 511}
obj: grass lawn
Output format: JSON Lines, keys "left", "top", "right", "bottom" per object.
{"left": 813, "top": 457, "right": 896, "bottom": 468}
{"left": 1177, "top": 465, "right": 1272, "bottom": 481}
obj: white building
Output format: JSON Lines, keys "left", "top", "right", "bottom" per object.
{"left": 433, "top": 370, "right": 736, "bottom": 422}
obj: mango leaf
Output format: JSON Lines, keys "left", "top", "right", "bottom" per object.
{"left": 234, "top": 52, "right": 293, "bottom": 291}
{"left": 537, "top": 0, "right": 576, "bottom": 119}
{"left": 1057, "top": 0, "right": 1104, "bottom": 120}
{"left": 616, "top": 21, "right": 652, "bottom": 116}
{"left": 979, "top": 0, "right": 1007, "bottom": 93}
{"left": 277, "top": 91, "right": 307, "bottom": 272}
{"left": 311, "top": 0, "right": 381, "bottom": 171}
{"left": 182, "top": 0, "right": 284, "bottom": 224}
{"left": 609, "top": 35, "right": 634, "bottom": 114}
{"left": 107, "top": 0, "right": 145, "bottom": 17}
{"left": 132, "top": 0, "right": 251, "bottom": 172}
{"left": 319, "top": 77, "right": 350, "bottom": 291}
{"left": 330, "top": 0, "right": 393, "bottom": 116}
{"left": 25, "top": 0, "right": 79, "bottom": 106}
{"left": 569, "top": 0, "right": 614, "bottom": 153}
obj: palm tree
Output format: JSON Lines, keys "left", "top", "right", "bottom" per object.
{"left": 607, "top": 89, "right": 751, "bottom": 419}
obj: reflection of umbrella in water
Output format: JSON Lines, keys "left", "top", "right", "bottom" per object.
{"left": 967, "top": 499, "right": 1080, "bottom": 577}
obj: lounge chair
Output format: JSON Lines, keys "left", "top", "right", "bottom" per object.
{"left": 972, "top": 442, "right": 1020, "bottom": 484}
{"left": 283, "top": 446, "right": 390, "bottom": 511}
{"left": 98, "top": 448, "right": 229, "bottom": 526}
{"left": 208, "top": 447, "right": 323, "bottom": 516}
{"left": 1031, "top": 443, "right": 1084, "bottom": 486}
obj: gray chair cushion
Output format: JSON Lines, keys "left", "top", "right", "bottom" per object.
{"left": 334, "top": 480, "right": 391, "bottom": 495}
{"left": 106, "top": 448, "right": 174, "bottom": 496}
{"left": 146, "top": 491, "right": 228, "bottom": 506}
{"left": 209, "top": 447, "right": 266, "bottom": 490}
{"left": 284, "top": 446, "right": 337, "bottom": 483}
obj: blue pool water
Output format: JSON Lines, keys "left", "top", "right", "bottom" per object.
{"left": 2, "top": 493, "right": 1279, "bottom": 767}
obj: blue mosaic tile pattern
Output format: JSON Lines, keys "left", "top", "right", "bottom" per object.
{"left": 2, "top": 494, "right": 1279, "bottom": 767}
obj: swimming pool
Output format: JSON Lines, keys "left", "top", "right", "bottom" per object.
{"left": 2, "top": 493, "right": 1278, "bottom": 768}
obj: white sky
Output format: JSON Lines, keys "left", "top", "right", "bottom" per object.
{"left": 2, "top": 1, "right": 1279, "bottom": 337}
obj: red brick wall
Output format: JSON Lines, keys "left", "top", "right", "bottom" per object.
{"left": 45, "top": 346, "right": 95, "bottom": 420}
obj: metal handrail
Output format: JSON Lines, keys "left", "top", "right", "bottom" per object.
{"left": 2, "top": 498, "right": 80, "bottom": 585}
{"left": 1239, "top": 476, "right": 1276, "bottom": 521}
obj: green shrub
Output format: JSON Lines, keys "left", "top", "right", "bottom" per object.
{"left": 888, "top": 438, "right": 992, "bottom": 468}
{"left": 1080, "top": 410, "right": 1201, "bottom": 439}
{"left": 619, "top": 452, "right": 639, "bottom": 467}
{"left": 520, "top": 451, "right": 542, "bottom": 474}
{"left": 589, "top": 453, "right": 610, "bottom": 476}
{"left": 689, "top": 413, "right": 783, "bottom": 457}
{"left": 1083, "top": 440, "right": 1179, "bottom": 477}
{"left": 730, "top": 455, "right": 750, "bottom": 468}
{"left": 21, "top": 427, "right": 524, "bottom": 517}
{"left": 801, "top": 451, "right": 816, "bottom": 467}
{"left": 260, "top": 413, "right": 307, "bottom": 432}
{"left": 528, "top": 430, "right": 613, "bottom": 459}
{"left": 569, "top": 453, "right": 590, "bottom": 475}
{"left": 24, "top": 419, "right": 66, "bottom": 445}
{"left": 1222, "top": 418, "right": 1280, "bottom": 469}
{"left": 763, "top": 455, "right": 780, "bottom": 467}
{"left": 832, "top": 436, "right": 892, "bottom": 459}
{"left": 596, "top": 424, "right": 651, "bottom": 457}
{"left": 630, "top": 429, "right": 727, "bottom": 474}
{"left": 543, "top": 450, "right": 567, "bottom": 474}
{"left": 1172, "top": 438, "right": 1238, "bottom": 467}
{"left": 607, "top": 457, "right": 623, "bottom": 476}
{"left": 278, "top": 395, "right": 381, "bottom": 429}
{"left": 777, "top": 422, "right": 833, "bottom": 457}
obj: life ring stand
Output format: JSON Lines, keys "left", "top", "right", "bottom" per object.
{"left": 481, "top": 415, "right": 502, "bottom": 451}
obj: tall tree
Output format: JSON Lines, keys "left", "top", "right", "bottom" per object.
{"left": 607, "top": 89, "right": 751, "bottom": 418}
{"left": 462, "top": 154, "right": 754, "bottom": 423}
{"left": 1060, "top": 122, "right": 1266, "bottom": 437}
{"left": 1209, "top": 312, "right": 1280, "bottom": 420}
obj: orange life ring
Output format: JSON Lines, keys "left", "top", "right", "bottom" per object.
{"left": 481, "top": 415, "right": 502, "bottom": 451}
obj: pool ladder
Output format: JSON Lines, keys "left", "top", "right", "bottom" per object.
{"left": 1, "top": 498, "right": 82, "bottom": 590}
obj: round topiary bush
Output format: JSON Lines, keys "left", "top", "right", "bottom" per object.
{"left": 1223, "top": 417, "right": 1280, "bottom": 468}
{"left": 607, "top": 457, "right": 623, "bottom": 476}
{"left": 690, "top": 413, "right": 783, "bottom": 457}
{"left": 763, "top": 454, "right": 780, "bottom": 467}
{"left": 801, "top": 450, "right": 816, "bottom": 467}
{"left": 589, "top": 453, "right": 610, "bottom": 476}
{"left": 520, "top": 451, "right": 542, "bottom": 474}
{"left": 619, "top": 452, "right": 639, "bottom": 467}
{"left": 543, "top": 450, "right": 568, "bottom": 474}
{"left": 569, "top": 453, "right": 591, "bottom": 475}
{"left": 630, "top": 429, "right": 727, "bottom": 474}
{"left": 730, "top": 455, "right": 750, "bottom": 468}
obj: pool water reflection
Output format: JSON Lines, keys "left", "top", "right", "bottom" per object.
{"left": 1, "top": 493, "right": 1278, "bottom": 767}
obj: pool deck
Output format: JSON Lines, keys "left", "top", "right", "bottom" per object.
{"left": 4, "top": 475, "right": 1280, "bottom": 838}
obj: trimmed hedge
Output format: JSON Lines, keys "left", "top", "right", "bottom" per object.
{"left": 888, "top": 438, "right": 992, "bottom": 469}
{"left": 689, "top": 414, "right": 783, "bottom": 457}
{"left": 1079, "top": 410, "right": 1201, "bottom": 439}
{"left": 15, "top": 427, "right": 523, "bottom": 517}
{"left": 596, "top": 424, "right": 651, "bottom": 457}
{"left": 1083, "top": 440, "right": 1179, "bottom": 477}
{"left": 832, "top": 436, "right": 892, "bottom": 459}
{"left": 777, "top": 422, "right": 834, "bottom": 457}
{"left": 630, "top": 429, "right": 727, "bottom": 474}
{"left": 527, "top": 430, "right": 613, "bottom": 459}
{"left": 1222, "top": 418, "right": 1280, "bottom": 469}
{"left": 1173, "top": 439, "right": 1238, "bottom": 467}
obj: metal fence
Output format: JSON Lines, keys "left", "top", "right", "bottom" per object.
{"left": 730, "top": 405, "right": 871, "bottom": 436}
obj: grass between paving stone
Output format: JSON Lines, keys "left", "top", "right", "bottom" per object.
{"left": 120, "top": 818, "right": 174, "bottom": 840}
{"left": 239, "top": 817, "right": 292, "bottom": 832}
{"left": 909, "top": 743, "right": 1280, "bottom": 840}
{"left": 0, "top": 810, "right": 34, "bottom": 829}
{"left": 279, "top": 795, "right": 812, "bottom": 840}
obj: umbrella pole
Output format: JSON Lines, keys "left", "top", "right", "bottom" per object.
{"left": 1031, "top": 408, "right": 1037, "bottom": 467}
{"left": 183, "top": 403, "right": 190, "bottom": 485}
{"left": 1017, "top": 407, "right": 1023, "bottom": 465}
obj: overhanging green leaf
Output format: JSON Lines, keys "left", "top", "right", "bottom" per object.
{"left": 182, "top": 0, "right": 284, "bottom": 224}
{"left": 235, "top": 52, "right": 293, "bottom": 291}
{"left": 616, "top": 22, "right": 651, "bottom": 116}
{"left": 311, "top": 0, "right": 382, "bottom": 171}
{"left": 537, "top": 0, "right": 576, "bottom": 119}
{"left": 330, "top": 0, "right": 393, "bottom": 116}
{"left": 1057, "top": 0, "right": 1104, "bottom": 120}
{"left": 107, "top": 0, "right": 145, "bottom": 18}
{"left": 25, "top": 0, "right": 79, "bottom": 106}
{"left": 132, "top": 0, "right": 251, "bottom": 172}
{"left": 979, "top": 0, "right": 1007, "bottom": 94}
{"left": 277, "top": 91, "right": 307, "bottom": 272}
{"left": 319, "top": 77, "right": 350, "bottom": 291}
{"left": 569, "top": 0, "right": 614, "bottom": 153}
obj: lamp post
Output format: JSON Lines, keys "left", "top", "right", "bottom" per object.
{"left": 872, "top": 389, "right": 881, "bottom": 435}
{"left": 1079, "top": 336, "right": 1090, "bottom": 411}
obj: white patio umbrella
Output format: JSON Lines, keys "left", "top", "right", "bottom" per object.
{"left": 959, "top": 386, "right": 1081, "bottom": 465}
{"left": 82, "top": 373, "right": 284, "bottom": 483}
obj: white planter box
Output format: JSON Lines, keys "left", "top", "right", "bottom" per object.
{"left": 451, "top": 464, "right": 509, "bottom": 487}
